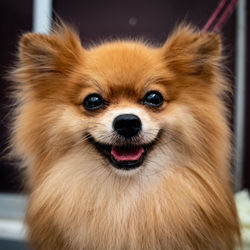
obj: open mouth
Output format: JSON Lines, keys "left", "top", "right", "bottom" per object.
{"left": 87, "top": 135, "right": 156, "bottom": 171}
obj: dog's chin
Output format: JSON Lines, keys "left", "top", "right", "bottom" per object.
{"left": 87, "top": 134, "right": 157, "bottom": 171}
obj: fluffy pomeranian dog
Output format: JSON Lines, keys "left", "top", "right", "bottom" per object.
{"left": 10, "top": 23, "right": 240, "bottom": 249}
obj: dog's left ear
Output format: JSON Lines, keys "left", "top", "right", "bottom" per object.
{"left": 161, "top": 25, "right": 222, "bottom": 76}
{"left": 13, "top": 23, "right": 84, "bottom": 86}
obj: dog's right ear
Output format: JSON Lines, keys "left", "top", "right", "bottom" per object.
{"left": 161, "top": 25, "right": 222, "bottom": 78}
{"left": 14, "top": 24, "right": 84, "bottom": 85}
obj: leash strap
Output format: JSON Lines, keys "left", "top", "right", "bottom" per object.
{"left": 202, "top": 0, "right": 239, "bottom": 32}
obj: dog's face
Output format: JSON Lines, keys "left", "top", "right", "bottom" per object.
{"left": 71, "top": 42, "right": 173, "bottom": 174}
{"left": 13, "top": 25, "right": 223, "bottom": 179}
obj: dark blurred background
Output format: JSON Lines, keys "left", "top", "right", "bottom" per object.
{"left": 0, "top": 0, "right": 249, "bottom": 193}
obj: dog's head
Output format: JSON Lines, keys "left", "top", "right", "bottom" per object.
{"left": 11, "top": 24, "right": 226, "bottom": 179}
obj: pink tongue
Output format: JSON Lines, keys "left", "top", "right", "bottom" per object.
{"left": 111, "top": 147, "right": 144, "bottom": 161}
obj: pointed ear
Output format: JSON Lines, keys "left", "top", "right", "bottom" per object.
{"left": 15, "top": 24, "right": 84, "bottom": 84}
{"left": 161, "top": 25, "right": 222, "bottom": 76}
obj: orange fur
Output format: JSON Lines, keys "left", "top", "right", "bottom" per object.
{"left": 10, "top": 23, "right": 240, "bottom": 249}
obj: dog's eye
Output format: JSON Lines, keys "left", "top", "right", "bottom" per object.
{"left": 83, "top": 93, "right": 105, "bottom": 111}
{"left": 143, "top": 91, "right": 164, "bottom": 107}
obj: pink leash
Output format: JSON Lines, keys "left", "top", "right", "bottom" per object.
{"left": 202, "top": 0, "right": 239, "bottom": 32}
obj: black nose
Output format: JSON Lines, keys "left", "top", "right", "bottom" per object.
{"left": 113, "top": 114, "right": 142, "bottom": 138}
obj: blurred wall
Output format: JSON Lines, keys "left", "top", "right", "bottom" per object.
{"left": 0, "top": 0, "right": 32, "bottom": 192}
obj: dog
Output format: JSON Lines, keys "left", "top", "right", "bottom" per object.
{"left": 9, "top": 23, "right": 240, "bottom": 249}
